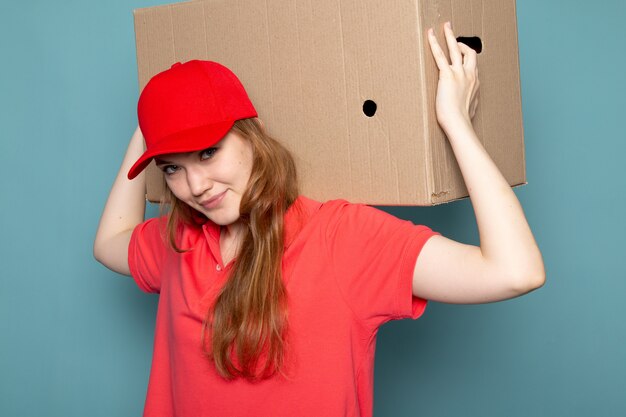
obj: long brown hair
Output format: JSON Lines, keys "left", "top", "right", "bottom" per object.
{"left": 161, "top": 117, "right": 299, "bottom": 380}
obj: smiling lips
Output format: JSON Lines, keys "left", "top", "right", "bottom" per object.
{"left": 200, "top": 191, "right": 227, "bottom": 209}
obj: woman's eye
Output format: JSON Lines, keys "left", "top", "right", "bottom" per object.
{"left": 162, "top": 165, "right": 179, "bottom": 175}
{"left": 200, "top": 147, "right": 218, "bottom": 160}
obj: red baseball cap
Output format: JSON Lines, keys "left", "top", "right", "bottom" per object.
{"left": 127, "top": 60, "right": 258, "bottom": 179}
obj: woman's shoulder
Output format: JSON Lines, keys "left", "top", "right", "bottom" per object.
{"left": 293, "top": 196, "right": 353, "bottom": 222}
{"left": 297, "top": 195, "right": 359, "bottom": 212}
{"left": 295, "top": 195, "right": 389, "bottom": 230}
{"left": 303, "top": 196, "right": 380, "bottom": 217}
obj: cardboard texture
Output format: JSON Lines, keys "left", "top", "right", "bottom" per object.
{"left": 134, "top": 0, "right": 525, "bottom": 206}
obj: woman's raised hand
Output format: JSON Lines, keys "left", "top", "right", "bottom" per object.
{"left": 427, "top": 22, "right": 480, "bottom": 134}
{"left": 413, "top": 23, "right": 546, "bottom": 304}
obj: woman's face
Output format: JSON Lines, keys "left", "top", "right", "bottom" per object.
{"left": 155, "top": 130, "right": 254, "bottom": 228}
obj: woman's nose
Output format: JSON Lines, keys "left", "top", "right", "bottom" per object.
{"left": 186, "top": 166, "right": 213, "bottom": 197}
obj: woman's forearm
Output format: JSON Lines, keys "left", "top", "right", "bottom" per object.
{"left": 93, "top": 126, "right": 147, "bottom": 273}
{"left": 445, "top": 119, "right": 545, "bottom": 288}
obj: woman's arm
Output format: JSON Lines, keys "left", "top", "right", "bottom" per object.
{"left": 412, "top": 22, "right": 545, "bottom": 304}
{"left": 93, "top": 126, "right": 147, "bottom": 276}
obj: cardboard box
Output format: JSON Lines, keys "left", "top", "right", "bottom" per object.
{"left": 134, "top": 0, "right": 525, "bottom": 205}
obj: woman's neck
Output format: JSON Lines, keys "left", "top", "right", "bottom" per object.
{"left": 219, "top": 221, "right": 245, "bottom": 265}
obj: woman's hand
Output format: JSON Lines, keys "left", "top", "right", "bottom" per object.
{"left": 427, "top": 22, "right": 480, "bottom": 134}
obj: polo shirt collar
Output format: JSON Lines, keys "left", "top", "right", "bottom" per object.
{"left": 201, "top": 196, "right": 321, "bottom": 253}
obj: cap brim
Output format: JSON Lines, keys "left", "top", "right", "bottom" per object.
{"left": 127, "top": 120, "right": 235, "bottom": 179}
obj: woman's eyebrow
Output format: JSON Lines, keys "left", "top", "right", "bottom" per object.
{"left": 154, "top": 158, "right": 173, "bottom": 166}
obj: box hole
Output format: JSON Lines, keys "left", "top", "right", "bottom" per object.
{"left": 363, "top": 100, "right": 377, "bottom": 117}
{"left": 456, "top": 36, "right": 482, "bottom": 53}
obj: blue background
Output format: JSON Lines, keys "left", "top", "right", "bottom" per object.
{"left": 1, "top": 1, "right": 624, "bottom": 416}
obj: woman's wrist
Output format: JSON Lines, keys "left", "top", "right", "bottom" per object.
{"left": 440, "top": 116, "right": 475, "bottom": 142}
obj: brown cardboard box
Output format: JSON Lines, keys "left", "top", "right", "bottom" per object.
{"left": 134, "top": 0, "right": 525, "bottom": 205}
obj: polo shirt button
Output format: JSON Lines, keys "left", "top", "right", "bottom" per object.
{"left": 216, "top": 264, "right": 222, "bottom": 272}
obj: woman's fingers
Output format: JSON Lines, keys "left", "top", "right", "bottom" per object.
{"left": 429, "top": 23, "right": 478, "bottom": 73}
{"left": 458, "top": 42, "right": 477, "bottom": 73}
{"left": 443, "top": 22, "right": 463, "bottom": 67}
{"left": 427, "top": 28, "right": 451, "bottom": 71}
{"left": 460, "top": 41, "right": 480, "bottom": 120}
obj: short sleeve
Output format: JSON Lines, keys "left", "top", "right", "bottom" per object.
{"left": 325, "top": 201, "right": 440, "bottom": 330}
{"left": 128, "top": 216, "right": 169, "bottom": 293}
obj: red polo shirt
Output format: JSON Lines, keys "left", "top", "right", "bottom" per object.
{"left": 129, "top": 196, "right": 439, "bottom": 417}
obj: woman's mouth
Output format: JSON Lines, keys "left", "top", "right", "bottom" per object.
{"left": 200, "top": 191, "right": 227, "bottom": 209}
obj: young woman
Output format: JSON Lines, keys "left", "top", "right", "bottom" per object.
{"left": 94, "top": 23, "right": 545, "bottom": 417}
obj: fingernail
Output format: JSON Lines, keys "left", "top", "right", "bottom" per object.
{"left": 446, "top": 21, "right": 451, "bottom": 29}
